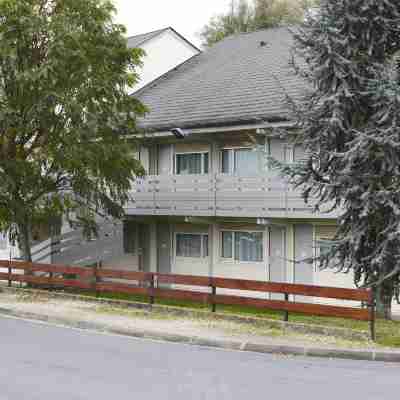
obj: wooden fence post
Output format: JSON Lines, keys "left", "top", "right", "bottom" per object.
{"left": 8, "top": 261, "right": 12, "bottom": 288}
{"left": 94, "top": 263, "right": 100, "bottom": 298}
{"left": 149, "top": 274, "right": 155, "bottom": 306}
{"left": 211, "top": 284, "right": 216, "bottom": 313}
{"left": 49, "top": 271, "right": 53, "bottom": 291}
{"left": 283, "top": 293, "right": 289, "bottom": 322}
{"left": 369, "top": 288, "right": 376, "bottom": 342}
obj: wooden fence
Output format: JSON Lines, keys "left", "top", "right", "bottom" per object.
{"left": 0, "top": 260, "right": 376, "bottom": 340}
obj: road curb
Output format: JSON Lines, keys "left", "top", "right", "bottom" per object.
{"left": 0, "top": 306, "right": 399, "bottom": 363}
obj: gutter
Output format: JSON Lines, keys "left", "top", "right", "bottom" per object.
{"left": 131, "top": 121, "right": 297, "bottom": 140}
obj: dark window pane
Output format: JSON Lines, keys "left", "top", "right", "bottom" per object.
{"left": 176, "top": 234, "right": 202, "bottom": 257}
{"left": 176, "top": 154, "right": 202, "bottom": 175}
{"left": 235, "top": 232, "right": 263, "bottom": 262}
{"left": 123, "top": 221, "right": 136, "bottom": 254}
{"left": 203, "top": 153, "right": 209, "bottom": 174}
{"left": 221, "top": 150, "right": 230, "bottom": 173}
{"left": 221, "top": 231, "right": 233, "bottom": 258}
{"left": 203, "top": 235, "right": 209, "bottom": 257}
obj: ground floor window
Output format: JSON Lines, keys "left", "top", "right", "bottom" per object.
{"left": 221, "top": 231, "right": 263, "bottom": 262}
{"left": 176, "top": 233, "right": 208, "bottom": 258}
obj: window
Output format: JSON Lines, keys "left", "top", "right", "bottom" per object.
{"left": 317, "top": 239, "right": 333, "bottom": 257}
{"left": 176, "top": 233, "right": 209, "bottom": 258}
{"left": 221, "top": 231, "right": 263, "bottom": 262}
{"left": 221, "top": 148, "right": 259, "bottom": 175}
{"left": 176, "top": 153, "right": 209, "bottom": 175}
{"left": 123, "top": 221, "right": 136, "bottom": 254}
{"left": 0, "top": 232, "right": 7, "bottom": 250}
{"left": 315, "top": 226, "right": 337, "bottom": 258}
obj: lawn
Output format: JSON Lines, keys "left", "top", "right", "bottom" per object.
{"left": 64, "top": 288, "right": 400, "bottom": 348}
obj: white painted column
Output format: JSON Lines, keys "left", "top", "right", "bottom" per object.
{"left": 211, "top": 223, "right": 219, "bottom": 277}
{"left": 149, "top": 222, "right": 158, "bottom": 273}
{"left": 286, "top": 224, "right": 295, "bottom": 284}
{"left": 265, "top": 225, "right": 270, "bottom": 283}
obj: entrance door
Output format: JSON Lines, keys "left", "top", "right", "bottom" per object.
{"left": 268, "top": 226, "right": 286, "bottom": 300}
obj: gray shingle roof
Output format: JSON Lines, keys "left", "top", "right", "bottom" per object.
{"left": 135, "top": 27, "right": 306, "bottom": 132}
{"left": 127, "top": 28, "right": 168, "bottom": 48}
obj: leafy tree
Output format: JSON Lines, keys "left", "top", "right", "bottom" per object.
{"left": 253, "top": 0, "right": 308, "bottom": 29}
{"left": 200, "top": 0, "right": 314, "bottom": 47}
{"left": 0, "top": 0, "right": 146, "bottom": 261}
{"left": 280, "top": 0, "right": 400, "bottom": 319}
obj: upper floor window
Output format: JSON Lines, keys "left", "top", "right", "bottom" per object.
{"left": 176, "top": 152, "right": 209, "bottom": 175}
{"left": 176, "top": 233, "right": 209, "bottom": 258}
{"left": 221, "top": 148, "right": 259, "bottom": 175}
{"left": 221, "top": 231, "right": 263, "bottom": 262}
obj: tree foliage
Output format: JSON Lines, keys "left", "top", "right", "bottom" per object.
{"left": 200, "top": 0, "right": 315, "bottom": 47}
{"left": 0, "top": 0, "right": 146, "bottom": 260}
{"left": 280, "top": 0, "right": 400, "bottom": 318}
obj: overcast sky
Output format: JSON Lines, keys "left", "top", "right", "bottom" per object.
{"left": 112, "top": 0, "right": 231, "bottom": 46}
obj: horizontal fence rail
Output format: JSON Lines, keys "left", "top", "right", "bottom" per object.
{"left": 0, "top": 260, "right": 376, "bottom": 340}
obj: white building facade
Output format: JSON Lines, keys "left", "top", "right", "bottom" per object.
{"left": 127, "top": 27, "right": 200, "bottom": 92}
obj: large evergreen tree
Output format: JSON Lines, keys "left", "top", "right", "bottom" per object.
{"left": 0, "top": 0, "right": 146, "bottom": 261}
{"left": 282, "top": 0, "right": 400, "bottom": 318}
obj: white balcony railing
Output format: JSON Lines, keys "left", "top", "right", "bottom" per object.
{"left": 125, "top": 174, "right": 337, "bottom": 219}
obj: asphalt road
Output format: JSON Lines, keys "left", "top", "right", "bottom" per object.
{"left": 0, "top": 316, "right": 398, "bottom": 400}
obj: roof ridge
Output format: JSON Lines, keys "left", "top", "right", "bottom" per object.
{"left": 126, "top": 27, "right": 169, "bottom": 41}
{"left": 211, "top": 25, "right": 295, "bottom": 46}
{"left": 127, "top": 27, "right": 201, "bottom": 53}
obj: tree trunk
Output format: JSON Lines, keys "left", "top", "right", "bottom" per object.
{"left": 376, "top": 284, "right": 393, "bottom": 320}
{"left": 18, "top": 220, "right": 32, "bottom": 262}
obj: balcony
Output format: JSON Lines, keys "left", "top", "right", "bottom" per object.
{"left": 125, "top": 174, "right": 337, "bottom": 219}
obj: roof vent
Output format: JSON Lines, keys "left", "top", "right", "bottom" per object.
{"left": 259, "top": 40, "right": 268, "bottom": 47}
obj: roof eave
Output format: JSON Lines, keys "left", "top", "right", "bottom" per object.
{"left": 137, "top": 118, "right": 296, "bottom": 138}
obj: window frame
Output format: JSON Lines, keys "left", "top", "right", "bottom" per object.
{"left": 220, "top": 147, "right": 259, "bottom": 175}
{"left": 220, "top": 230, "right": 264, "bottom": 263}
{"left": 174, "top": 151, "right": 209, "bottom": 175}
{"left": 175, "top": 232, "right": 209, "bottom": 258}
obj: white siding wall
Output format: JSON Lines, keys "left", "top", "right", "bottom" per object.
{"left": 133, "top": 30, "right": 199, "bottom": 91}
{"left": 0, "top": 232, "right": 19, "bottom": 260}
{"left": 0, "top": 232, "right": 20, "bottom": 282}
